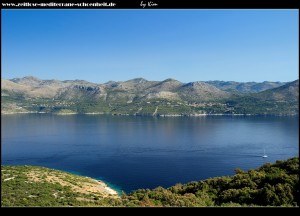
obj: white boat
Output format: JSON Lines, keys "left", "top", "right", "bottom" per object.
{"left": 262, "top": 149, "right": 268, "bottom": 158}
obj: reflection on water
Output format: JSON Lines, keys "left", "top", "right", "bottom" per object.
{"left": 1, "top": 114, "right": 299, "bottom": 192}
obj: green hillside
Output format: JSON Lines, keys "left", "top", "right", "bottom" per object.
{"left": 1, "top": 77, "right": 299, "bottom": 116}
{"left": 2, "top": 157, "right": 298, "bottom": 207}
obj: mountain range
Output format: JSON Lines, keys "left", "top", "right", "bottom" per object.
{"left": 1, "top": 76, "right": 299, "bottom": 116}
{"left": 206, "top": 80, "right": 286, "bottom": 93}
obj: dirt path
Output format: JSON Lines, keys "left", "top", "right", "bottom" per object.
{"left": 153, "top": 106, "right": 158, "bottom": 116}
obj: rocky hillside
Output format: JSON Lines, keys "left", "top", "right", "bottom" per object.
{"left": 1, "top": 76, "right": 231, "bottom": 102}
{"left": 206, "top": 80, "right": 286, "bottom": 93}
{"left": 254, "top": 79, "right": 299, "bottom": 101}
{"left": 1, "top": 77, "right": 298, "bottom": 115}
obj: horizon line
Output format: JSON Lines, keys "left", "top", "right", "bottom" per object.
{"left": 2, "top": 75, "right": 298, "bottom": 84}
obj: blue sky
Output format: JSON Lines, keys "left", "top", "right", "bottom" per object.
{"left": 2, "top": 9, "right": 298, "bottom": 83}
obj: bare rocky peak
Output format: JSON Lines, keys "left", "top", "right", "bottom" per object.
{"left": 253, "top": 79, "right": 298, "bottom": 101}
{"left": 183, "top": 81, "right": 225, "bottom": 92}
{"left": 11, "top": 76, "right": 42, "bottom": 87}
{"left": 104, "top": 78, "right": 156, "bottom": 92}
{"left": 162, "top": 78, "right": 180, "bottom": 83}
{"left": 125, "top": 78, "right": 148, "bottom": 84}
{"left": 148, "top": 78, "right": 182, "bottom": 93}
{"left": 179, "top": 81, "right": 231, "bottom": 101}
{"left": 206, "top": 80, "right": 287, "bottom": 93}
{"left": 184, "top": 81, "right": 206, "bottom": 87}
{"left": 11, "top": 76, "right": 69, "bottom": 88}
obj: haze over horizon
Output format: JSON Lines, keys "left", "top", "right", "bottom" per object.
{"left": 2, "top": 10, "right": 298, "bottom": 83}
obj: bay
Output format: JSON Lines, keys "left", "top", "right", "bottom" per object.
{"left": 1, "top": 114, "right": 298, "bottom": 193}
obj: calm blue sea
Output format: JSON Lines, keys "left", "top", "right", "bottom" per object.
{"left": 1, "top": 114, "right": 298, "bottom": 193}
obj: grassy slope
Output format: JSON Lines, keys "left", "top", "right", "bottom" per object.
{"left": 1, "top": 166, "right": 119, "bottom": 207}
{"left": 1, "top": 157, "right": 299, "bottom": 207}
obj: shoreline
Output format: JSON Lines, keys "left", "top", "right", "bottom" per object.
{"left": 1, "top": 111, "right": 298, "bottom": 117}
{"left": 91, "top": 178, "right": 119, "bottom": 196}
{"left": 1, "top": 165, "right": 120, "bottom": 198}
{"left": 101, "top": 182, "right": 119, "bottom": 195}
{"left": 61, "top": 169, "right": 120, "bottom": 196}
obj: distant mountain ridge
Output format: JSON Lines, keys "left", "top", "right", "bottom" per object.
{"left": 255, "top": 79, "right": 299, "bottom": 101}
{"left": 206, "top": 80, "right": 287, "bottom": 93}
{"left": 3, "top": 76, "right": 289, "bottom": 95}
{"left": 1, "top": 76, "right": 298, "bottom": 115}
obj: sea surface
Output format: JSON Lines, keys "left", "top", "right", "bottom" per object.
{"left": 1, "top": 114, "right": 299, "bottom": 193}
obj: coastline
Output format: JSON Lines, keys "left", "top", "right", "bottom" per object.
{"left": 89, "top": 178, "right": 119, "bottom": 196}
{"left": 64, "top": 169, "right": 120, "bottom": 196}
{"left": 1, "top": 165, "right": 119, "bottom": 198}
{"left": 1, "top": 111, "right": 298, "bottom": 117}
{"left": 2, "top": 158, "right": 298, "bottom": 207}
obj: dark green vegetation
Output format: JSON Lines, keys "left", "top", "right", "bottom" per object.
{"left": 124, "top": 157, "right": 299, "bottom": 207}
{"left": 1, "top": 76, "right": 299, "bottom": 115}
{"left": 2, "top": 157, "right": 299, "bottom": 207}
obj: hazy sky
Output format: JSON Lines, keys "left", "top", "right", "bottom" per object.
{"left": 2, "top": 9, "right": 299, "bottom": 83}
